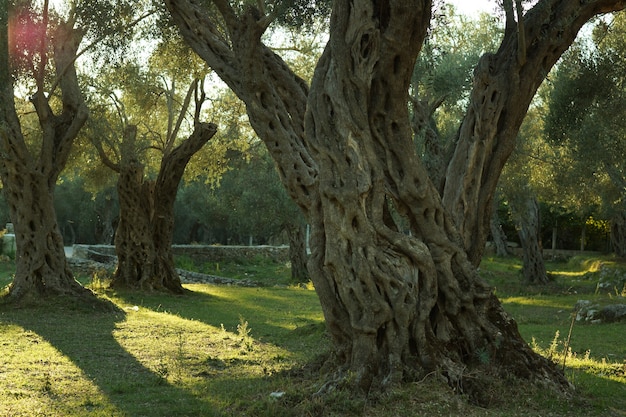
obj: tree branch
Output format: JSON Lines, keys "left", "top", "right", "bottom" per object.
{"left": 165, "top": 78, "right": 199, "bottom": 156}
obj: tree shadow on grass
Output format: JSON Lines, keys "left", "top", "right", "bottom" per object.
{"left": 1, "top": 296, "right": 217, "bottom": 417}
{"left": 113, "top": 285, "right": 326, "bottom": 352}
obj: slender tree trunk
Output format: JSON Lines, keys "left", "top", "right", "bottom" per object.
{"left": 514, "top": 197, "right": 549, "bottom": 284}
{"left": 95, "top": 190, "right": 118, "bottom": 244}
{"left": 110, "top": 123, "right": 217, "bottom": 292}
{"left": 0, "top": 16, "right": 91, "bottom": 300}
{"left": 611, "top": 211, "right": 626, "bottom": 257}
{"left": 490, "top": 205, "right": 510, "bottom": 257}
{"left": 287, "top": 224, "right": 309, "bottom": 283}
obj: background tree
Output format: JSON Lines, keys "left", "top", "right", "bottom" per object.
{"left": 180, "top": 144, "right": 309, "bottom": 281}
{"left": 498, "top": 103, "right": 553, "bottom": 283}
{"left": 545, "top": 13, "right": 626, "bottom": 256}
{"left": 164, "top": 0, "right": 624, "bottom": 396}
{"left": 1, "top": 0, "right": 91, "bottom": 300}
{"left": 87, "top": 49, "right": 217, "bottom": 292}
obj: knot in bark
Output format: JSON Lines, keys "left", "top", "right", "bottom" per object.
{"left": 346, "top": 6, "right": 380, "bottom": 86}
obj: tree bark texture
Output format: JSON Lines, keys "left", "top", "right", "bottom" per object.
{"left": 0, "top": 18, "right": 91, "bottom": 300}
{"left": 514, "top": 196, "right": 550, "bottom": 284}
{"left": 110, "top": 123, "right": 217, "bottom": 292}
{"left": 164, "top": 0, "right": 624, "bottom": 395}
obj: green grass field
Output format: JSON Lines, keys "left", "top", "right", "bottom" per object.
{"left": 0, "top": 254, "right": 624, "bottom": 416}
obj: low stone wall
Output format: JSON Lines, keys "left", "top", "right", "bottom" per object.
{"left": 72, "top": 244, "right": 290, "bottom": 263}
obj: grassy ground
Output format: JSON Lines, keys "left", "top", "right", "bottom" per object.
{"left": 0, "top": 254, "right": 624, "bottom": 416}
{"left": 174, "top": 255, "right": 294, "bottom": 286}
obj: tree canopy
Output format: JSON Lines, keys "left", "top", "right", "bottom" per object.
{"left": 545, "top": 12, "right": 626, "bottom": 254}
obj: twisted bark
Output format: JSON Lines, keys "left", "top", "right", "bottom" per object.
{"left": 109, "top": 123, "right": 217, "bottom": 292}
{"left": 0, "top": 17, "right": 91, "bottom": 300}
{"left": 164, "top": 0, "right": 624, "bottom": 395}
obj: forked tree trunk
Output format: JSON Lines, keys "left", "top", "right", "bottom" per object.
{"left": 0, "top": 17, "right": 91, "bottom": 300}
{"left": 164, "top": 0, "right": 624, "bottom": 397}
{"left": 514, "top": 196, "right": 549, "bottom": 284}
{"left": 302, "top": 1, "right": 565, "bottom": 393}
{"left": 110, "top": 123, "right": 217, "bottom": 292}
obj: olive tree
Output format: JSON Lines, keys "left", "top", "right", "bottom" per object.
{"left": 0, "top": 1, "right": 90, "bottom": 300}
{"left": 88, "top": 54, "right": 217, "bottom": 292}
{"left": 164, "top": 0, "right": 625, "bottom": 395}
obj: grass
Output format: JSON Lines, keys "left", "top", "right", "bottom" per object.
{"left": 0, "top": 254, "right": 624, "bottom": 416}
{"left": 174, "top": 255, "right": 294, "bottom": 286}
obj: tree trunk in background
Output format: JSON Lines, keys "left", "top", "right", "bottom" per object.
{"left": 95, "top": 191, "right": 118, "bottom": 244}
{"left": 287, "top": 224, "right": 309, "bottom": 284}
{"left": 110, "top": 123, "right": 217, "bottom": 292}
{"left": 611, "top": 211, "right": 626, "bottom": 257}
{"left": 490, "top": 208, "right": 510, "bottom": 257}
{"left": 515, "top": 197, "right": 549, "bottom": 284}
{"left": 580, "top": 222, "right": 586, "bottom": 252}
{"left": 164, "top": 0, "right": 625, "bottom": 397}
{"left": 0, "top": 17, "right": 91, "bottom": 300}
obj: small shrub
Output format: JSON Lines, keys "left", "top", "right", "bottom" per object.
{"left": 237, "top": 316, "right": 254, "bottom": 352}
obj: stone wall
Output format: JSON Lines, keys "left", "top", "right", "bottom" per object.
{"left": 72, "top": 244, "right": 290, "bottom": 263}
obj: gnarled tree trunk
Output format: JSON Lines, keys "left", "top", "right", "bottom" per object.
{"left": 109, "top": 123, "right": 217, "bottom": 293}
{"left": 164, "top": 0, "right": 624, "bottom": 396}
{"left": 2, "top": 172, "right": 90, "bottom": 299}
{"left": 303, "top": 0, "right": 564, "bottom": 392}
{"left": 0, "top": 16, "right": 91, "bottom": 300}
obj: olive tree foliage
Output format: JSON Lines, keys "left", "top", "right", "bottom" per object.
{"left": 545, "top": 13, "right": 626, "bottom": 256}
{"left": 0, "top": 0, "right": 138, "bottom": 301}
{"left": 164, "top": 0, "right": 625, "bottom": 396}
